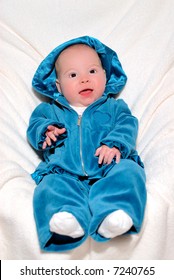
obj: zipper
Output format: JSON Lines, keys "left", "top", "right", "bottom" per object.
{"left": 77, "top": 115, "right": 88, "bottom": 176}
{"left": 55, "top": 97, "right": 107, "bottom": 176}
{"left": 55, "top": 99, "right": 88, "bottom": 176}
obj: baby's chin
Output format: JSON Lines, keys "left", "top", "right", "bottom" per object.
{"left": 76, "top": 96, "right": 101, "bottom": 107}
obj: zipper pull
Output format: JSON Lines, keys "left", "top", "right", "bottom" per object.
{"left": 77, "top": 115, "right": 82, "bottom": 126}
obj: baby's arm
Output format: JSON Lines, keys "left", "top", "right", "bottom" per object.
{"left": 27, "top": 102, "right": 67, "bottom": 150}
{"left": 97, "top": 99, "right": 138, "bottom": 160}
{"left": 42, "top": 125, "right": 66, "bottom": 149}
{"left": 95, "top": 145, "right": 121, "bottom": 165}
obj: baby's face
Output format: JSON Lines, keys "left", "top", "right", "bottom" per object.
{"left": 55, "top": 44, "right": 106, "bottom": 107}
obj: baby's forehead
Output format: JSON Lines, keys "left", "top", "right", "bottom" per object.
{"left": 55, "top": 44, "right": 102, "bottom": 71}
{"left": 61, "top": 43, "right": 96, "bottom": 54}
{"left": 56, "top": 44, "right": 100, "bottom": 62}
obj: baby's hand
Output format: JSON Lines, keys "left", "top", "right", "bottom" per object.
{"left": 42, "top": 125, "right": 66, "bottom": 149}
{"left": 95, "top": 145, "right": 121, "bottom": 165}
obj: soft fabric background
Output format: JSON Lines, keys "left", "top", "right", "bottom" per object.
{"left": 0, "top": 0, "right": 174, "bottom": 259}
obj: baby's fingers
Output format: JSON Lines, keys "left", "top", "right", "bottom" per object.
{"left": 47, "top": 125, "right": 57, "bottom": 131}
{"left": 48, "top": 132, "right": 57, "bottom": 141}
{"left": 45, "top": 136, "right": 52, "bottom": 146}
{"left": 95, "top": 147, "right": 105, "bottom": 164}
{"left": 115, "top": 151, "right": 121, "bottom": 164}
{"left": 42, "top": 135, "right": 54, "bottom": 149}
{"left": 54, "top": 127, "right": 66, "bottom": 136}
{"left": 42, "top": 140, "right": 47, "bottom": 149}
{"left": 95, "top": 147, "right": 102, "bottom": 157}
{"left": 102, "top": 149, "right": 117, "bottom": 165}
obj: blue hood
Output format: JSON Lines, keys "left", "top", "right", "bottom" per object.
{"left": 32, "top": 36, "right": 127, "bottom": 100}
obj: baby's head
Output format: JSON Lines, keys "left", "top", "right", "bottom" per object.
{"left": 55, "top": 44, "right": 106, "bottom": 107}
{"left": 32, "top": 36, "right": 127, "bottom": 101}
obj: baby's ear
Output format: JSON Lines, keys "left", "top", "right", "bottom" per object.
{"left": 55, "top": 79, "right": 62, "bottom": 93}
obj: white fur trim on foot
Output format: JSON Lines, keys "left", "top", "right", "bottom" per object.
{"left": 49, "top": 211, "right": 84, "bottom": 238}
{"left": 98, "top": 210, "right": 133, "bottom": 238}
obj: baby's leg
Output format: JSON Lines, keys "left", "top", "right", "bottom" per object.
{"left": 98, "top": 210, "right": 133, "bottom": 238}
{"left": 33, "top": 173, "right": 91, "bottom": 251}
{"left": 49, "top": 211, "right": 84, "bottom": 238}
{"left": 89, "top": 159, "right": 146, "bottom": 242}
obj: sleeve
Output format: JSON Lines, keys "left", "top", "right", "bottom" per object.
{"left": 100, "top": 99, "right": 138, "bottom": 158}
{"left": 27, "top": 102, "right": 67, "bottom": 151}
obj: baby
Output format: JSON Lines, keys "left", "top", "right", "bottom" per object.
{"left": 27, "top": 36, "right": 146, "bottom": 252}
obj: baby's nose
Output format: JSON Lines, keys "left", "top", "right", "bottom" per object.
{"left": 81, "top": 76, "right": 89, "bottom": 83}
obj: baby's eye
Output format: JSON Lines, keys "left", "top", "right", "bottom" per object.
{"left": 89, "top": 69, "right": 97, "bottom": 74}
{"left": 69, "top": 73, "right": 77, "bottom": 78}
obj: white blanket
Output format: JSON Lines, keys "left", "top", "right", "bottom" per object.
{"left": 0, "top": 0, "right": 174, "bottom": 259}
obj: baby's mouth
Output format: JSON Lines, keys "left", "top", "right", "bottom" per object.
{"left": 79, "top": 88, "right": 93, "bottom": 95}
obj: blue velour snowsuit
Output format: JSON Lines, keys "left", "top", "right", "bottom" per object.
{"left": 27, "top": 36, "right": 146, "bottom": 252}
